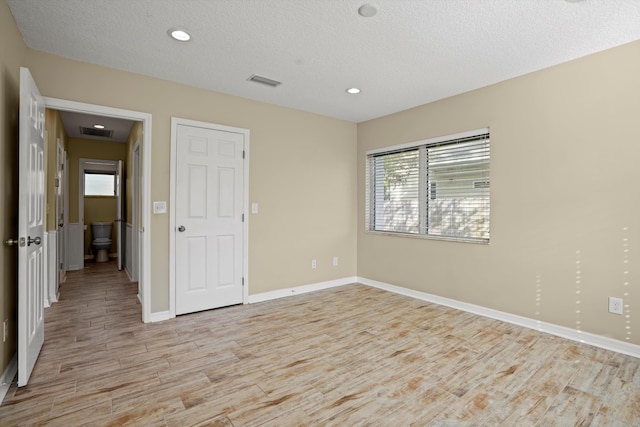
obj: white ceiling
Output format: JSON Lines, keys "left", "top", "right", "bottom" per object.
{"left": 7, "top": 0, "right": 640, "bottom": 123}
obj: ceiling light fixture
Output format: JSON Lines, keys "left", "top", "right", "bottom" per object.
{"left": 168, "top": 28, "right": 191, "bottom": 42}
{"left": 93, "top": 124, "right": 105, "bottom": 129}
{"left": 358, "top": 4, "right": 377, "bottom": 18}
{"left": 346, "top": 88, "right": 361, "bottom": 94}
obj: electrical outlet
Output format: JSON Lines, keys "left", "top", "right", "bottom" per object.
{"left": 311, "top": 259, "right": 317, "bottom": 269}
{"left": 333, "top": 256, "right": 338, "bottom": 266}
{"left": 609, "top": 297, "right": 623, "bottom": 315}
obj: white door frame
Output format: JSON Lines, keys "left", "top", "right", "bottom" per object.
{"left": 78, "top": 158, "right": 120, "bottom": 266}
{"left": 131, "top": 140, "right": 140, "bottom": 283}
{"left": 55, "top": 138, "right": 65, "bottom": 297}
{"left": 43, "top": 97, "right": 153, "bottom": 323}
{"left": 169, "top": 117, "right": 250, "bottom": 318}
{"left": 63, "top": 151, "right": 69, "bottom": 271}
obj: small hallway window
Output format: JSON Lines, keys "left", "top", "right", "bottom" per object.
{"left": 84, "top": 171, "right": 116, "bottom": 197}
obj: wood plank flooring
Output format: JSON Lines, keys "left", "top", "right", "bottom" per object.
{"left": 2, "top": 261, "right": 640, "bottom": 426}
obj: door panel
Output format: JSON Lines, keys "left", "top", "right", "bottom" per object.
{"left": 175, "top": 124, "right": 244, "bottom": 315}
{"left": 18, "top": 67, "right": 45, "bottom": 387}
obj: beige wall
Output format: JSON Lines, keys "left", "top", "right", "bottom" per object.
{"left": 0, "top": 0, "right": 27, "bottom": 384}
{"left": 26, "top": 50, "right": 358, "bottom": 313}
{"left": 358, "top": 40, "right": 640, "bottom": 344}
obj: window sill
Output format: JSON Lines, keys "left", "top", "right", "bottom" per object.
{"left": 364, "top": 230, "right": 489, "bottom": 245}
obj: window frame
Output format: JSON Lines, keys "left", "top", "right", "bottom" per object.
{"left": 84, "top": 170, "right": 117, "bottom": 197}
{"left": 365, "top": 128, "right": 490, "bottom": 244}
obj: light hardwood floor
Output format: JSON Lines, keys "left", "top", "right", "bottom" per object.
{"left": 1, "top": 261, "right": 640, "bottom": 426}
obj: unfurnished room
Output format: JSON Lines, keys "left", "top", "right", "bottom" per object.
{"left": 1, "top": 1, "right": 640, "bottom": 425}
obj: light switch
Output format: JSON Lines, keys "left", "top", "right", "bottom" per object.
{"left": 251, "top": 203, "right": 259, "bottom": 214}
{"left": 153, "top": 201, "right": 167, "bottom": 214}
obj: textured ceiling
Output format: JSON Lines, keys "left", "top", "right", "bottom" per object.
{"left": 7, "top": 0, "right": 640, "bottom": 123}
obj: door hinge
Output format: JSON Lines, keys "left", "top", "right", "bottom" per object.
{"left": 242, "top": 213, "right": 244, "bottom": 222}
{"left": 243, "top": 150, "right": 245, "bottom": 159}
{"left": 54, "top": 178, "right": 60, "bottom": 188}
{"left": 242, "top": 277, "right": 245, "bottom": 286}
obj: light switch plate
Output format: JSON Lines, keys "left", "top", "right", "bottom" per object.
{"left": 251, "top": 203, "right": 259, "bottom": 214}
{"left": 153, "top": 201, "right": 167, "bottom": 214}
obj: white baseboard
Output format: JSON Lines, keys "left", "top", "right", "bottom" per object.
{"left": 358, "top": 277, "right": 640, "bottom": 359}
{"left": 149, "top": 310, "right": 171, "bottom": 323}
{"left": 247, "top": 276, "right": 357, "bottom": 304}
{"left": 0, "top": 354, "right": 17, "bottom": 404}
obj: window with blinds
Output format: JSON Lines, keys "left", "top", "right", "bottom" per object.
{"left": 365, "top": 129, "right": 490, "bottom": 242}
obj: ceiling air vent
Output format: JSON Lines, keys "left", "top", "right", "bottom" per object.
{"left": 79, "top": 126, "right": 114, "bottom": 138}
{"left": 247, "top": 74, "right": 281, "bottom": 87}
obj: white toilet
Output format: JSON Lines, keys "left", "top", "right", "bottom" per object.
{"left": 91, "top": 222, "right": 113, "bottom": 262}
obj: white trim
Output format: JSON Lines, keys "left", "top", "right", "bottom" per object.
{"left": 366, "top": 127, "right": 490, "bottom": 155}
{"left": 169, "top": 117, "right": 250, "bottom": 318}
{"left": 63, "top": 151, "right": 69, "bottom": 271}
{"left": 358, "top": 277, "right": 640, "bottom": 359}
{"left": 43, "top": 233, "right": 50, "bottom": 308}
{"left": 78, "top": 158, "right": 120, "bottom": 271}
{"left": 46, "top": 230, "right": 58, "bottom": 304}
{"left": 131, "top": 140, "right": 141, "bottom": 282}
{"left": 43, "top": 97, "right": 152, "bottom": 324}
{"left": 124, "top": 223, "right": 133, "bottom": 281}
{"left": 247, "top": 277, "right": 357, "bottom": 304}
{"left": 66, "top": 223, "right": 84, "bottom": 270}
{"left": 149, "top": 310, "right": 171, "bottom": 323}
{"left": 0, "top": 353, "right": 17, "bottom": 404}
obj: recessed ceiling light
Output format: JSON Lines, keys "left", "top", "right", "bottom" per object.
{"left": 346, "top": 88, "right": 361, "bottom": 94}
{"left": 168, "top": 29, "right": 191, "bottom": 42}
{"left": 358, "top": 4, "right": 377, "bottom": 18}
{"left": 93, "top": 124, "right": 105, "bottom": 129}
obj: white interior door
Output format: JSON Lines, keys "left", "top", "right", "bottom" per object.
{"left": 116, "top": 160, "right": 123, "bottom": 270}
{"left": 18, "top": 67, "right": 45, "bottom": 387}
{"left": 175, "top": 124, "right": 244, "bottom": 315}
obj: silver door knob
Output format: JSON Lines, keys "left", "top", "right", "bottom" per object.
{"left": 4, "top": 238, "right": 19, "bottom": 247}
{"left": 178, "top": 226, "right": 186, "bottom": 232}
{"left": 28, "top": 236, "right": 42, "bottom": 246}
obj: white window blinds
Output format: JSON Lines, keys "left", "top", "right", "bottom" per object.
{"left": 366, "top": 129, "right": 490, "bottom": 242}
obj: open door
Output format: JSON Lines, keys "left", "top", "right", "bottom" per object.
{"left": 18, "top": 67, "right": 45, "bottom": 387}
{"left": 56, "top": 139, "right": 65, "bottom": 295}
{"left": 116, "top": 160, "right": 123, "bottom": 270}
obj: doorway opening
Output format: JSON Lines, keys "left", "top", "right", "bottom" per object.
{"left": 43, "top": 97, "right": 152, "bottom": 323}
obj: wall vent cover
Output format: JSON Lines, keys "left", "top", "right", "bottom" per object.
{"left": 247, "top": 74, "right": 281, "bottom": 87}
{"left": 79, "top": 127, "right": 114, "bottom": 138}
